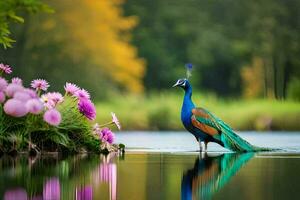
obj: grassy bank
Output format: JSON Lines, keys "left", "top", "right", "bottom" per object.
{"left": 95, "top": 92, "right": 300, "bottom": 131}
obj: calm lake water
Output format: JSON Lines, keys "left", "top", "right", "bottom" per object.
{"left": 1, "top": 131, "right": 300, "bottom": 200}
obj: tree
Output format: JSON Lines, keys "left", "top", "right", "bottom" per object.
{"left": 124, "top": 0, "right": 300, "bottom": 98}
{"left": 0, "top": 0, "right": 52, "bottom": 48}
{"left": 0, "top": 0, "right": 145, "bottom": 97}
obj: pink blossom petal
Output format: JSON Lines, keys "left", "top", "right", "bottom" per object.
{"left": 64, "top": 82, "right": 80, "bottom": 95}
{"left": 75, "top": 89, "right": 90, "bottom": 100}
{"left": 100, "top": 128, "right": 115, "bottom": 144}
{"left": 5, "top": 84, "right": 24, "bottom": 97}
{"left": 0, "top": 91, "right": 5, "bottom": 103}
{"left": 0, "top": 77, "right": 8, "bottom": 92}
{"left": 4, "top": 99, "right": 28, "bottom": 117}
{"left": 78, "top": 99, "right": 96, "bottom": 120}
{"left": 0, "top": 63, "right": 12, "bottom": 74}
{"left": 31, "top": 79, "right": 49, "bottom": 91}
{"left": 14, "top": 91, "right": 32, "bottom": 102}
{"left": 26, "top": 99, "right": 44, "bottom": 114}
{"left": 111, "top": 112, "right": 121, "bottom": 130}
{"left": 43, "top": 109, "right": 61, "bottom": 126}
{"left": 11, "top": 77, "right": 23, "bottom": 85}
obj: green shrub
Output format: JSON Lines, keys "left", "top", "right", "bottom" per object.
{"left": 287, "top": 78, "right": 300, "bottom": 101}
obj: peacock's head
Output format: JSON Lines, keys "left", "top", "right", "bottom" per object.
{"left": 172, "top": 78, "right": 189, "bottom": 89}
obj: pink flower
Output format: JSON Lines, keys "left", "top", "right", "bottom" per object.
{"left": 4, "top": 99, "right": 28, "bottom": 117}
{"left": 93, "top": 123, "right": 100, "bottom": 132}
{"left": 43, "top": 109, "right": 61, "bottom": 126}
{"left": 100, "top": 128, "right": 115, "bottom": 144}
{"left": 48, "top": 92, "right": 64, "bottom": 104}
{"left": 13, "top": 91, "right": 32, "bottom": 102}
{"left": 64, "top": 82, "right": 80, "bottom": 95}
{"left": 78, "top": 99, "right": 96, "bottom": 120}
{"left": 11, "top": 77, "right": 23, "bottom": 85}
{"left": 0, "top": 91, "right": 5, "bottom": 103}
{"left": 0, "top": 77, "right": 8, "bottom": 92}
{"left": 92, "top": 123, "right": 102, "bottom": 136}
{"left": 111, "top": 112, "right": 121, "bottom": 130}
{"left": 75, "top": 89, "right": 90, "bottom": 100}
{"left": 5, "top": 83, "right": 24, "bottom": 97}
{"left": 31, "top": 79, "right": 49, "bottom": 91}
{"left": 41, "top": 92, "right": 63, "bottom": 109}
{"left": 44, "top": 101, "right": 55, "bottom": 110}
{"left": 26, "top": 99, "right": 44, "bottom": 114}
{"left": 0, "top": 63, "right": 12, "bottom": 74}
{"left": 23, "top": 88, "right": 38, "bottom": 98}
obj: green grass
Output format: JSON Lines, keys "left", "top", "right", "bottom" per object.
{"left": 95, "top": 92, "right": 300, "bottom": 131}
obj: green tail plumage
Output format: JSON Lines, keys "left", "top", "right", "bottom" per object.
{"left": 197, "top": 109, "right": 275, "bottom": 152}
{"left": 218, "top": 120, "right": 271, "bottom": 152}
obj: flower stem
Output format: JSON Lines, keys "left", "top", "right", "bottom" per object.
{"left": 99, "top": 121, "right": 114, "bottom": 128}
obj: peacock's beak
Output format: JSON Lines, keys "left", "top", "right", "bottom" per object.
{"left": 172, "top": 82, "right": 179, "bottom": 87}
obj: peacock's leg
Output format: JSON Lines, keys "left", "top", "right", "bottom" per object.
{"left": 204, "top": 141, "right": 208, "bottom": 152}
{"left": 198, "top": 138, "right": 203, "bottom": 152}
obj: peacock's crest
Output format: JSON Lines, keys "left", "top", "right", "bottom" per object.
{"left": 185, "top": 63, "right": 193, "bottom": 79}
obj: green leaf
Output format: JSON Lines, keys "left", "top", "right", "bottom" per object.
{"left": 8, "top": 12, "right": 24, "bottom": 23}
{"left": 48, "top": 131, "right": 70, "bottom": 147}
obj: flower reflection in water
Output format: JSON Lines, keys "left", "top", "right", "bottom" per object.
{"left": 3, "top": 177, "right": 60, "bottom": 200}
{"left": 2, "top": 154, "right": 120, "bottom": 200}
{"left": 43, "top": 177, "right": 60, "bottom": 200}
{"left": 76, "top": 185, "right": 93, "bottom": 200}
{"left": 93, "top": 153, "right": 117, "bottom": 200}
{"left": 181, "top": 153, "right": 254, "bottom": 200}
{"left": 4, "top": 188, "right": 27, "bottom": 200}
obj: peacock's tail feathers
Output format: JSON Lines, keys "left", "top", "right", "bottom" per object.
{"left": 219, "top": 118, "right": 275, "bottom": 152}
{"left": 200, "top": 109, "right": 275, "bottom": 152}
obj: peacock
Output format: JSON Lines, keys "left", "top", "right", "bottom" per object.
{"left": 173, "top": 64, "right": 272, "bottom": 152}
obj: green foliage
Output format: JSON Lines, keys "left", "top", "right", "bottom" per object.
{"left": 1, "top": 0, "right": 299, "bottom": 100}
{"left": 95, "top": 92, "right": 300, "bottom": 131}
{"left": 287, "top": 78, "right": 300, "bottom": 101}
{"left": 124, "top": 0, "right": 300, "bottom": 98}
{"left": 0, "top": 0, "right": 144, "bottom": 99}
{"left": 148, "top": 105, "right": 173, "bottom": 130}
{"left": 0, "top": 0, "right": 53, "bottom": 48}
{"left": 0, "top": 96, "right": 101, "bottom": 153}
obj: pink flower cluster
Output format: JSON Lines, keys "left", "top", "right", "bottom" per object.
{"left": 0, "top": 64, "right": 61, "bottom": 126}
{"left": 41, "top": 92, "right": 64, "bottom": 109}
{"left": 64, "top": 82, "right": 96, "bottom": 121}
{"left": 0, "top": 63, "right": 121, "bottom": 148}
{"left": 0, "top": 77, "right": 44, "bottom": 118}
{"left": 93, "top": 125, "right": 115, "bottom": 144}
{"left": 0, "top": 64, "right": 99, "bottom": 127}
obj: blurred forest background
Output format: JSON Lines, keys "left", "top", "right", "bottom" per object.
{"left": 0, "top": 0, "right": 299, "bottom": 130}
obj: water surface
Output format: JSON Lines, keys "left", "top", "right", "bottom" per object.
{"left": 1, "top": 131, "right": 300, "bottom": 200}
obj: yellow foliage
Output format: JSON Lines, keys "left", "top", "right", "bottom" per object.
{"left": 241, "top": 57, "right": 264, "bottom": 98}
{"left": 39, "top": 0, "right": 145, "bottom": 93}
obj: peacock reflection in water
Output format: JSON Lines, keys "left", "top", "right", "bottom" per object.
{"left": 181, "top": 153, "right": 254, "bottom": 200}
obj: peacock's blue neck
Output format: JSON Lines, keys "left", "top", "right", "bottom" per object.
{"left": 181, "top": 83, "right": 195, "bottom": 126}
